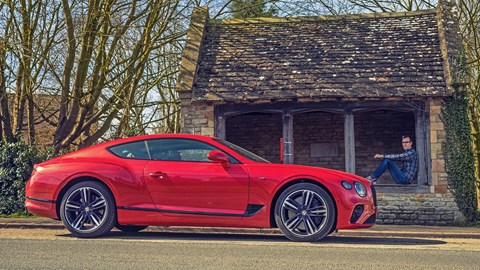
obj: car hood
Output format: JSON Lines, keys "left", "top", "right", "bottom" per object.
{"left": 246, "top": 162, "right": 369, "bottom": 184}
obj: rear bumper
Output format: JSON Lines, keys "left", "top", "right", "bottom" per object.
{"left": 25, "top": 169, "right": 60, "bottom": 219}
{"left": 25, "top": 197, "right": 58, "bottom": 219}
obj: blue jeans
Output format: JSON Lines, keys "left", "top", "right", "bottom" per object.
{"left": 372, "top": 159, "right": 410, "bottom": 184}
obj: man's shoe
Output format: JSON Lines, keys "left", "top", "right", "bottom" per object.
{"left": 365, "top": 176, "right": 377, "bottom": 183}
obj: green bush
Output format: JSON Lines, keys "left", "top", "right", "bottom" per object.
{"left": 0, "top": 142, "right": 51, "bottom": 215}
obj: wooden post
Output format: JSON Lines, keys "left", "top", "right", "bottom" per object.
{"left": 282, "top": 110, "right": 293, "bottom": 164}
{"left": 215, "top": 112, "right": 226, "bottom": 139}
{"left": 344, "top": 109, "right": 355, "bottom": 174}
{"left": 415, "top": 108, "right": 429, "bottom": 185}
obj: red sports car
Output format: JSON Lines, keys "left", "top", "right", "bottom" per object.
{"left": 25, "top": 134, "right": 376, "bottom": 241}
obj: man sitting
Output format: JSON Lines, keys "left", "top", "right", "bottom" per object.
{"left": 365, "top": 136, "right": 418, "bottom": 184}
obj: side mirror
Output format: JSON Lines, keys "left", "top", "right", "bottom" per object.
{"left": 207, "top": 150, "right": 230, "bottom": 167}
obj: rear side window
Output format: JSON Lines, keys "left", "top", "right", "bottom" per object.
{"left": 147, "top": 138, "right": 239, "bottom": 163}
{"left": 109, "top": 141, "right": 150, "bottom": 159}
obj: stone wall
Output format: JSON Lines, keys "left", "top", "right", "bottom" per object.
{"left": 376, "top": 192, "right": 464, "bottom": 225}
{"left": 179, "top": 97, "right": 214, "bottom": 136}
{"left": 429, "top": 97, "right": 448, "bottom": 193}
{"left": 293, "top": 111, "right": 345, "bottom": 170}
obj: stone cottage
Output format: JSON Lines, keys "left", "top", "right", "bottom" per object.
{"left": 175, "top": 0, "right": 465, "bottom": 225}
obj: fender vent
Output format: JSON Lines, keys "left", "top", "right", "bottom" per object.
{"left": 244, "top": 204, "right": 264, "bottom": 217}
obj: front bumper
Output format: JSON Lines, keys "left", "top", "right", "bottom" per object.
{"left": 336, "top": 182, "right": 377, "bottom": 230}
{"left": 349, "top": 184, "right": 377, "bottom": 224}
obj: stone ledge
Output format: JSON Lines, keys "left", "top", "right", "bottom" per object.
{"left": 375, "top": 184, "right": 431, "bottom": 194}
{"left": 376, "top": 191, "right": 464, "bottom": 225}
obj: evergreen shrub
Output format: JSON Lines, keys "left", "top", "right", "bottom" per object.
{"left": 0, "top": 142, "right": 51, "bottom": 215}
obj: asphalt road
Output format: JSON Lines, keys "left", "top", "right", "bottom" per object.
{"left": 1, "top": 228, "right": 480, "bottom": 270}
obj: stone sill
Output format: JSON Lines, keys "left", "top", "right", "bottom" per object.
{"left": 375, "top": 184, "right": 431, "bottom": 194}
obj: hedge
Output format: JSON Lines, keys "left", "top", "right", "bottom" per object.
{"left": 0, "top": 142, "right": 51, "bottom": 215}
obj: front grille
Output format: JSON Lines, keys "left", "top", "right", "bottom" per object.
{"left": 350, "top": 205, "right": 364, "bottom": 224}
{"left": 371, "top": 185, "right": 377, "bottom": 206}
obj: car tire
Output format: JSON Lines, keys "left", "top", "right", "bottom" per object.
{"left": 115, "top": 224, "right": 148, "bottom": 233}
{"left": 60, "top": 181, "right": 116, "bottom": 238}
{"left": 274, "top": 183, "right": 336, "bottom": 242}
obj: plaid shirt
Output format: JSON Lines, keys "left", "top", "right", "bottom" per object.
{"left": 384, "top": 148, "right": 418, "bottom": 181}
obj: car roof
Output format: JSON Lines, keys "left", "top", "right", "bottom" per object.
{"left": 101, "top": 133, "right": 216, "bottom": 147}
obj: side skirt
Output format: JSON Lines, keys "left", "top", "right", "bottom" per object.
{"left": 118, "top": 204, "right": 264, "bottom": 218}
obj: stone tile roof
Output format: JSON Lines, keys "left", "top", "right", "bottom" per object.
{"left": 192, "top": 10, "right": 449, "bottom": 102}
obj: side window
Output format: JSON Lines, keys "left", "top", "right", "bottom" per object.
{"left": 109, "top": 141, "right": 150, "bottom": 159}
{"left": 146, "top": 139, "right": 239, "bottom": 163}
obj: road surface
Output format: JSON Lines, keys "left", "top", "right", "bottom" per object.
{"left": 1, "top": 228, "right": 479, "bottom": 269}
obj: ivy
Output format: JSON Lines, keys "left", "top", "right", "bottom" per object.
{"left": 443, "top": 88, "right": 479, "bottom": 223}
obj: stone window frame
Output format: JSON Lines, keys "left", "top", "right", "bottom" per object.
{"left": 215, "top": 100, "right": 431, "bottom": 194}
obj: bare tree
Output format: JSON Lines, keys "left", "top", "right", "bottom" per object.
{"left": 0, "top": 0, "right": 63, "bottom": 144}
{"left": 230, "top": 0, "right": 278, "bottom": 18}
{"left": 47, "top": 0, "right": 189, "bottom": 153}
{"left": 0, "top": 0, "right": 194, "bottom": 152}
{"left": 0, "top": 0, "right": 246, "bottom": 153}
{"left": 340, "top": 0, "right": 436, "bottom": 12}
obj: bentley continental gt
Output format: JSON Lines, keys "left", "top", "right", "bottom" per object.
{"left": 26, "top": 134, "right": 376, "bottom": 242}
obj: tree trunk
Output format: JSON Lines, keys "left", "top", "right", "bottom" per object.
{"left": 469, "top": 106, "right": 480, "bottom": 210}
{"left": 0, "top": 38, "right": 14, "bottom": 142}
{"left": 27, "top": 94, "right": 35, "bottom": 145}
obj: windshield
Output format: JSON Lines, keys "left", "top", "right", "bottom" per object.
{"left": 214, "top": 139, "right": 270, "bottom": 163}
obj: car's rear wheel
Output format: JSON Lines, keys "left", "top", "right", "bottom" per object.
{"left": 60, "top": 181, "right": 116, "bottom": 238}
{"left": 274, "top": 183, "right": 336, "bottom": 242}
{"left": 115, "top": 224, "right": 148, "bottom": 233}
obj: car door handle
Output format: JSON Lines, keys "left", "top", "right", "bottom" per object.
{"left": 148, "top": 172, "right": 167, "bottom": 179}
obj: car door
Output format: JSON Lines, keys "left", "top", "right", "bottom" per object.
{"left": 143, "top": 138, "right": 250, "bottom": 216}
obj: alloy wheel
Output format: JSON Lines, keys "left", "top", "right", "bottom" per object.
{"left": 63, "top": 186, "right": 108, "bottom": 233}
{"left": 279, "top": 188, "right": 330, "bottom": 238}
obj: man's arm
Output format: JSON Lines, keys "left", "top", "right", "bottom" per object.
{"left": 383, "top": 150, "right": 417, "bottom": 161}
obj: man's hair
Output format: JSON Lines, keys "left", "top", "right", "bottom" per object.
{"left": 402, "top": 135, "right": 413, "bottom": 142}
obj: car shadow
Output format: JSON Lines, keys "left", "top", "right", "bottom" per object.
{"left": 57, "top": 230, "right": 447, "bottom": 246}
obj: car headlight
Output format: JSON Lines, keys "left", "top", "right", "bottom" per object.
{"left": 354, "top": 182, "right": 367, "bottom": 198}
{"left": 341, "top": 181, "right": 352, "bottom": 190}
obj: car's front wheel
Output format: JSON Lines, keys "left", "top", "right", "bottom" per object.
{"left": 60, "top": 181, "right": 116, "bottom": 238}
{"left": 274, "top": 183, "right": 336, "bottom": 242}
